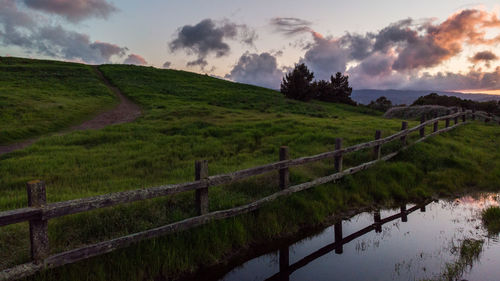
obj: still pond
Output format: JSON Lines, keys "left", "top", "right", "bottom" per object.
{"left": 192, "top": 193, "right": 500, "bottom": 281}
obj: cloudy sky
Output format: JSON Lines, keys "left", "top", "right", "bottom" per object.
{"left": 1, "top": 0, "right": 500, "bottom": 94}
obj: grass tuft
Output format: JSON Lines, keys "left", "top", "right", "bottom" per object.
{"left": 482, "top": 206, "right": 500, "bottom": 234}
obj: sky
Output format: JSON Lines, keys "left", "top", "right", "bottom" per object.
{"left": 1, "top": 0, "right": 500, "bottom": 94}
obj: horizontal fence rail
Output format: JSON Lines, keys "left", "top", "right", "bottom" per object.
{"left": 0, "top": 109, "right": 492, "bottom": 280}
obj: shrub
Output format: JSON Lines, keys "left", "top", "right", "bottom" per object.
{"left": 368, "top": 96, "right": 392, "bottom": 112}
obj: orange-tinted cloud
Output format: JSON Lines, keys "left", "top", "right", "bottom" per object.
{"left": 123, "top": 54, "right": 147, "bottom": 65}
{"left": 378, "top": 9, "right": 500, "bottom": 71}
{"left": 426, "top": 9, "right": 500, "bottom": 59}
{"left": 270, "top": 9, "right": 500, "bottom": 91}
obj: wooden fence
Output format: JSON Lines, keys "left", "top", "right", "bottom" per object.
{"left": 0, "top": 109, "right": 491, "bottom": 280}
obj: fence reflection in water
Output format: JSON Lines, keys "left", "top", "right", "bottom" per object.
{"left": 269, "top": 201, "right": 431, "bottom": 281}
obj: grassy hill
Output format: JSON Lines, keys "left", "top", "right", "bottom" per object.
{"left": 0, "top": 57, "right": 117, "bottom": 145}
{"left": 0, "top": 58, "right": 499, "bottom": 280}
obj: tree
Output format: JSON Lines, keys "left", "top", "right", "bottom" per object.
{"left": 311, "top": 80, "right": 329, "bottom": 100}
{"left": 368, "top": 96, "right": 392, "bottom": 112}
{"left": 280, "top": 63, "right": 315, "bottom": 101}
{"left": 316, "top": 72, "right": 355, "bottom": 105}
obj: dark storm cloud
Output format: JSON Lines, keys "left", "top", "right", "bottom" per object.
{"left": 346, "top": 52, "right": 404, "bottom": 89}
{"left": 169, "top": 18, "right": 257, "bottom": 69}
{"left": 33, "top": 25, "right": 127, "bottom": 63}
{"left": 470, "top": 51, "right": 498, "bottom": 63}
{"left": 1, "top": 0, "right": 35, "bottom": 28}
{"left": 270, "top": 17, "right": 313, "bottom": 36}
{"left": 162, "top": 61, "right": 172, "bottom": 68}
{"left": 371, "top": 19, "right": 416, "bottom": 52}
{"left": 225, "top": 52, "right": 284, "bottom": 89}
{"left": 299, "top": 34, "right": 350, "bottom": 80}
{"left": 23, "top": 0, "right": 117, "bottom": 22}
{"left": 186, "top": 57, "right": 208, "bottom": 69}
{"left": 0, "top": 0, "right": 36, "bottom": 47}
{"left": 356, "top": 52, "right": 394, "bottom": 76}
{"left": 90, "top": 42, "right": 128, "bottom": 61}
{"left": 405, "top": 67, "right": 500, "bottom": 91}
{"left": 0, "top": 0, "right": 130, "bottom": 64}
{"left": 339, "top": 33, "right": 374, "bottom": 60}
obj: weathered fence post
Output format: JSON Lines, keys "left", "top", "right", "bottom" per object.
{"left": 400, "top": 205, "right": 407, "bottom": 222}
{"left": 454, "top": 114, "right": 458, "bottom": 125}
{"left": 334, "top": 221, "right": 343, "bottom": 254}
{"left": 419, "top": 115, "right": 425, "bottom": 138}
{"left": 27, "top": 180, "right": 49, "bottom": 263}
{"left": 279, "top": 146, "right": 290, "bottom": 190}
{"left": 462, "top": 109, "right": 466, "bottom": 122}
{"left": 400, "top": 121, "right": 408, "bottom": 145}
{"left": 433, "top": 113, "right": 438, "bottom": 132}
{"left": 334, "top": 138, "right": 343, "bottom": 172}
{"left": 445, "top": 110, "right": 450, "bottom": 128}
{"left": 373, "top": 130, "right": 381, "bottom": 160}
{"left": 472, "top": 108, "right": 476, "bottom": 120}
{"left": 195, "top": 160, "right": 209, "bottom": 215}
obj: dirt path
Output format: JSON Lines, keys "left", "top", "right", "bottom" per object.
{"left": 0, "top": 66, "right": 142, "bottom": 156}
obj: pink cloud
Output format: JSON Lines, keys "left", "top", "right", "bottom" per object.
{"left": 123, "top": 54, "right": 147, "bottom": 65}
{"left": 23, "top": 0, "right": 117, "bottom": 22}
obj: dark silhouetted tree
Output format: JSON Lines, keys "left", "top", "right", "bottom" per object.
{"left": 368, "top": 96, "right": 392, "bottom": 111}
{"left": 280, "top": 63, "right": 315, "bottom": 101}
{"left": 316, "top": 72, "right": 355, "bottom": 105}
{"left": 311, "top": 80, "right": 329, "bottom": 100}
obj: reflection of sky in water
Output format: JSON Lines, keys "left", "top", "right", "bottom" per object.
{"left": 220, "top": 193, "right": 500, "bottom": 281}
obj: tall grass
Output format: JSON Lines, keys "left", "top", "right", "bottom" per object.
{"left": 0, "top": 61, "right": 499, "bottom": 280}
{"left": 482, "top": 206, "right": 500, "bottom": 234}
{"left": 0, "top": 57, "right": 117, "bottom": 144}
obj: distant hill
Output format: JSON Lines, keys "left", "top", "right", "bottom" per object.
{"left": 352, "top": 89, "right": 500, "bottom": 105}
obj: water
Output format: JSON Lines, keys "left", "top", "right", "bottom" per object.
{"left": 214, "top": 194, "right": 500, "bottom": 281}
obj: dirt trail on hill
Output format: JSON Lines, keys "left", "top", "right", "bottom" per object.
{"left": 0, "top": 66, "right": 142, "bottom": 156}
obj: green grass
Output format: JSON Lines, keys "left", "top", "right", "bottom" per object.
{"left": 0, "top": 57, "right": 117, "bottom": 144}
{"left": 482, "top": 206, "right": 500, "bottom": 234}
{"left": 0, "top": 60, "right": 499, "bottom": 280}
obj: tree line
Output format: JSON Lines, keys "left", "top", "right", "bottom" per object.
{"left": 412, "top": 93, "right": 500, "bottom": 116}
{"left": 280, "top": 64, "right": 500, "bottom": 117}
{"left": 280, "top": 63, "right": 356, "bottom": 105}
